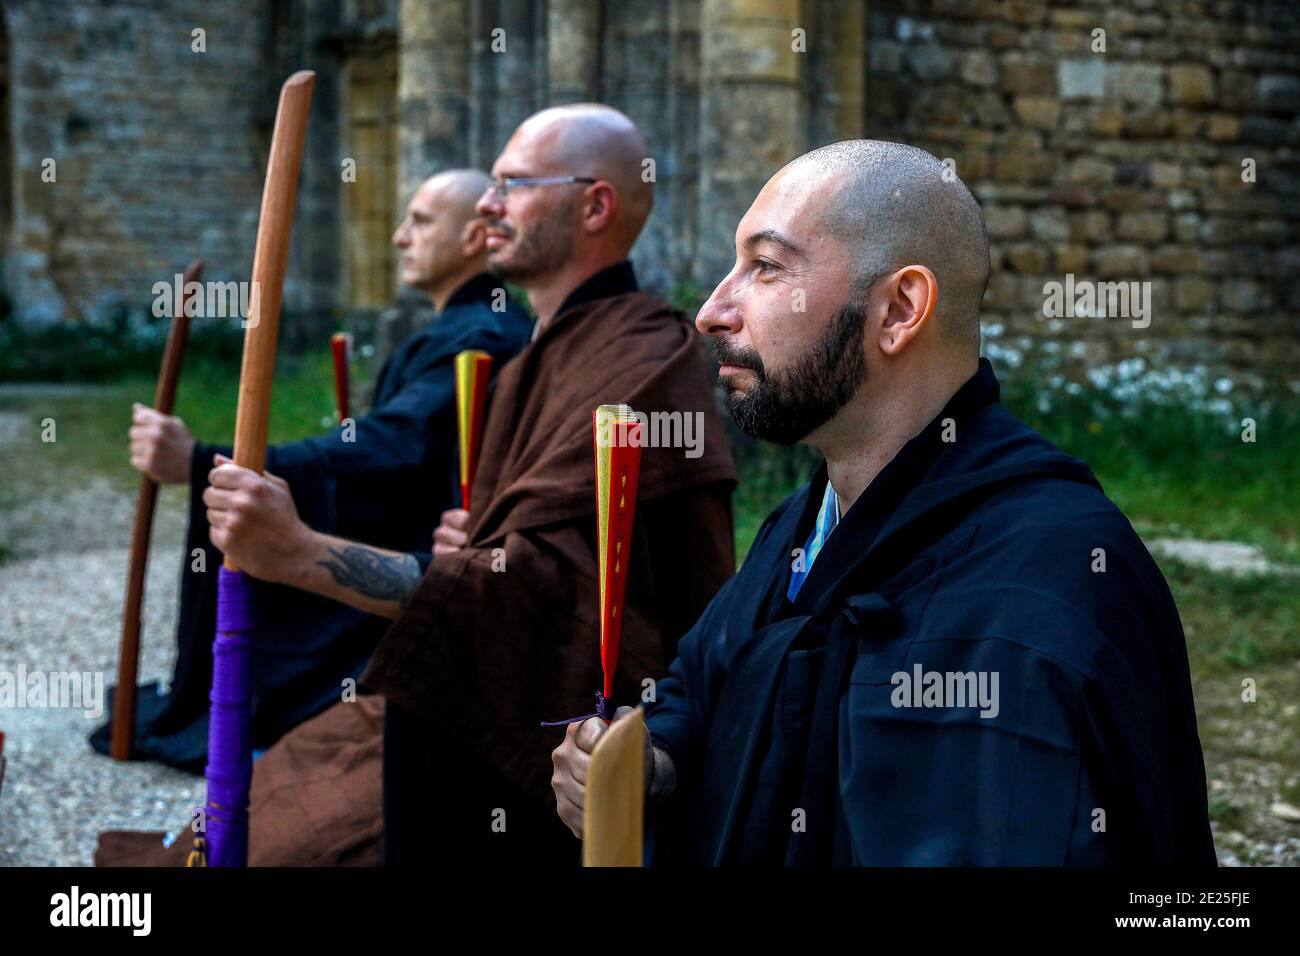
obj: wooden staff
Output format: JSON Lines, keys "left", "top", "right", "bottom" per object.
{"left": 204, "top": 70, "right": 315, "bottom": 868}
{"left": 228, "top": 71, "right": 316, "bottom": 498}
{"left": 111, "top": 257, "right": 204, "bottom": 760}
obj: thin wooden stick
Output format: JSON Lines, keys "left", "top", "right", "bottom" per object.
{"left": 111, "top": 258, "right": 204, "bottom": 760}
{"left": 227, "top": 69, "right": 316, "bottom": 563}
{"left": 202, "top": 71, "right": 314, "bottom": 868}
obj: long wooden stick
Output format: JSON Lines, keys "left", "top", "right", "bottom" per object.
{"left": 111, "top": 258, "right": 204, "bottom": 760}
{"left": 228, "top": 70, "right": 316, "bottom": 547}
{"left": 583, "top": 708, "right": 646, "bottom": 867}
{"left": 202, "top": 70, "right": 314, "bottom": 868}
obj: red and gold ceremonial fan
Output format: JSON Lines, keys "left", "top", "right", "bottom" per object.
{"left": 455, "top": 349, "right": 493, "bottom": 512}
{"left": 592, "top": 403, "right": 642, "bottom": 720}
{"left": 331, "top": 332, "right": 351, "bottom": 422}
{"left": 582, "top": 404, "right": 646, "bottom": 866}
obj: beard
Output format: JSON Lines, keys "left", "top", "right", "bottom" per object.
{"left": 714, "top": 299, "right": 868, "bottom": 446}
{"left": 485, "top": 199, "right": 575, "bottom": 283}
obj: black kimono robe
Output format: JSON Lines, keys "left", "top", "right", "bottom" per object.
{"left": 646, "top": 358, "right": 1217, "bottom": 866}
{"left": 92, "top": 274, "right": 532, "bottom": 771}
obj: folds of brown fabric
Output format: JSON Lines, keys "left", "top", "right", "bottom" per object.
{"left": 96, "top": 694, "right": 384, "bottom": 867}
{"left": 364, "top": 292, "right": 738, "bottom": 807}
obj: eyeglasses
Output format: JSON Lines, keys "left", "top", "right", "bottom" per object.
{"left": 486, "top": 176, "right": 597, "bottom": 199}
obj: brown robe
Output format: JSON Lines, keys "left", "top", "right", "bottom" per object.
{"left": 97, "top": 289, "right": 735, "bottom": 866}
{"left": 95, "top": 693, "right": 384, "bottom": 866}
{"left": 364, "top": 289, "right": 738, "bottom": 807}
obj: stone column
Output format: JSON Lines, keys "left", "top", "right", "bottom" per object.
{"left": 828, "top": 0, "right": 864, "bottom": 140}
{"left": 697, "top": 0, "right": 803, "bottom": 285}
{"left": 548, "top": 0, "right": 601, "bottom": 104}
{"left": 398, "top": 0, "right": 470, "bottom": 204}
{"left": 804, "top": 0, "right": 865, "bottom": 150}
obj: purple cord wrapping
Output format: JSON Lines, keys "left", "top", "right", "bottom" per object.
{"left": 539, "top": 692, "right": 616, "bottom": 727}
{"left": 205, "top": 566, "right": 254, "bottom": 867}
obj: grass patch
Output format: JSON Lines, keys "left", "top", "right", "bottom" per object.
{"left": 728, "top": 369, "right": 1300, "bottom": 567}
{"left": 1005, "top": 392, "right": 1300, "bottom": 566}
{"left": 0, "top": 354, "right": 376, "bottom": 506}
{"left": 1162, "top": 558, "right": 1300, "bottom": 678}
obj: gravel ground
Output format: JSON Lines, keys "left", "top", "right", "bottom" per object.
{"left": 0, "top": 461, "right": 201, "bottom": 865}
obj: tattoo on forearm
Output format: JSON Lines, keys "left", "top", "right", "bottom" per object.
{"left": 317, "top": 545, "right": 422, "bottom": 605}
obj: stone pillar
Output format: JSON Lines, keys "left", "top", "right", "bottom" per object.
{"left": 483, "top": 0, "right": 544, "bottom": 156}
{"left": 398, "top": 0, "right": 470, "bottom": 204}
{"left": 697, "top": 0, "right": 803, "bottom": 285}
{"left": 828, "top": 0, "right": 864, "bottom": 140}
{"left": 548, "top": 0, "right": 601, "bottom": 104}
{"left": 667, "top": 0, "right": 703, "bottom": 298}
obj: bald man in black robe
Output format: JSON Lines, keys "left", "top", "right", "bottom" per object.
{"left": 553, "top": 141, "right": 1216, "bottom": 866}
{"left": 94, "top": 170, "right": 532, "bottom": 771}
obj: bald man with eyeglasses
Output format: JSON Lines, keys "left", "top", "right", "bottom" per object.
{"left": 190, "top": 104, "right": 738, "bottom": 867}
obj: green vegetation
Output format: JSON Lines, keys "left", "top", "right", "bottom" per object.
{"left": 0, "top": 354, "right": 370, "bottom": 511}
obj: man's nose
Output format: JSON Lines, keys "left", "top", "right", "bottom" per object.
{"left": 392, "top": 225, "right": 409, "bottom": 248}
{"left": 695, "top": 283, "right": 742, "bottom": 338}
{"left": 476, "top": 187, "right": 504, "bottom": 219}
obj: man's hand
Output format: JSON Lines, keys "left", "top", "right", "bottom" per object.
{"left": 128, "top": 403, "right": 195, "bottom": 485}
{"left": 204, "top": 455, "right": 312, "bottom": 584}
{"left": 551, "top": 705, "right": 652, "bottom": 839}
{"left": 432, "top": 508, "right": 471, "bottom": 557}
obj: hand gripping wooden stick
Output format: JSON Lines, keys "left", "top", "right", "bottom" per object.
{"left": 111, "top": 257, "right": 204, "bottom": 760}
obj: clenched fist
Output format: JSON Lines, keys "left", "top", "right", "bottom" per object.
{"left": 551, "top": 705, "right": 653, "bottom": 839}
{"left": 128, "top": 404, "right": 195, "bottom": 485}
{"left": 432, "top": 508, "right": 471, "bottom": 557}
{"left": 203, "top": 455, "right": 311, "bottom": 583}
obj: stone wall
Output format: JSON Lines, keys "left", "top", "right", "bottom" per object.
{"left": 2, "top": 0, "right": 272, "bottom": 323}
{"left": 864, "top": 0, "right": 1299, "bottom": 385}
{"left": 2, "top": 0, "right": 1296, "bottom": 383}
{"left": 0, "top": 0, "right": 382, "bottom": 350}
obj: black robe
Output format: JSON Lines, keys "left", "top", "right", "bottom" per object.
{"left": 646, "top": 358, "right": 1217, "bottom": 866}
{"left": 92, "top": 275, "right": 532, "bottom": 772}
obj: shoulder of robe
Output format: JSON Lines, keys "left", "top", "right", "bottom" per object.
{"left": 923, "top": 518, "right": 1173, "bottom": 675}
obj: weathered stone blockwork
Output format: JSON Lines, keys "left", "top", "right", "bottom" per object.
{"left": 1, "top": 0, "right": 365, "bottom": 350}
{"left": 2, "top": 0, "right": 1296, "bottom": 384}
{"left": 865, "top": 0, "right": 1299, "bottom": 383}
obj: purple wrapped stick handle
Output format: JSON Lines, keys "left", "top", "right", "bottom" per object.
{"left": 205, "top": 566, "right": 254, "bottom": 867}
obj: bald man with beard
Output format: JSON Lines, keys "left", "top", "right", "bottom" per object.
{"left": 192, "top": 104, "right": 737, "bottom": 865}
{"left": 93, "top": 170, "right": 532, "bottom": 774}
{"left": 553, "top": 140, "right": 1216, "bottom": 866}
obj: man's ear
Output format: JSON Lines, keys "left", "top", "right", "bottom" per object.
{"left": 582, "top": 181, "right": 619, "bottom": 234}
{"left": 877, "top": 265, "right": 938, "bottom": 356}
{"left": 462, "top": 218, "right": 488, "bottom": 257}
